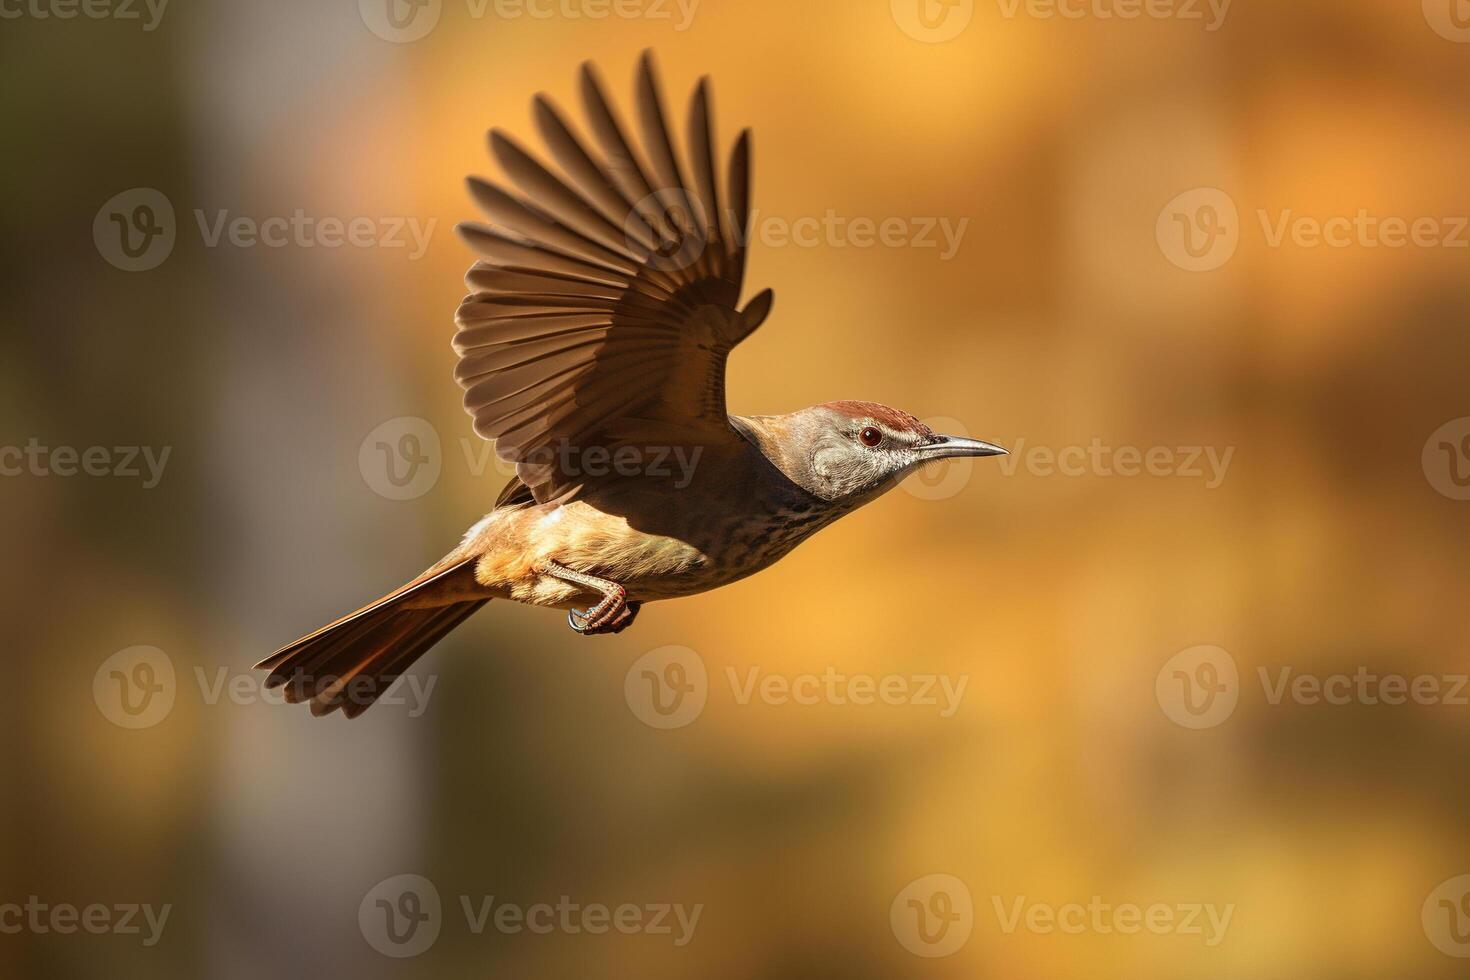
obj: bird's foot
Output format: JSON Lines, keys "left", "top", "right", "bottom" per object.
{"left": 569, "top": 599, "right": 641, "bottom": 635}
{"left": 539, "top": 560, "right": 637, "bottom": 636}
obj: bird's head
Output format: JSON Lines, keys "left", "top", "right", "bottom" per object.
{"left": 736, "top": 400, "right": 1007, "bottom": 507}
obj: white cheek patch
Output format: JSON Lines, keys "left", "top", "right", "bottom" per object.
{"left": 813, "top": 443, "right": 891, "bottom": 498}
{"left": 811, "top": 445, "right": 843, "bottom": 483}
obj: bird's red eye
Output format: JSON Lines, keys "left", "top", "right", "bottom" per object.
{"left": 859, "top": 426, "right": 883, "bottom": 447}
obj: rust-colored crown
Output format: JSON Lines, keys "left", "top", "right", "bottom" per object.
{"left": 821, "top": 400, "right": 934, "bottom": 438}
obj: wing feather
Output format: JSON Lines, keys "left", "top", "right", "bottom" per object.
{"left": 455, "top": 53, "right": 776, "bottom": 503}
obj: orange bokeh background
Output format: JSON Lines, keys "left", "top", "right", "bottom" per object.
{"left": 4, "top": 1, "right": 1470, "bottom": 977}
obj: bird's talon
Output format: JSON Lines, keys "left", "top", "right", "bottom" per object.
{"left": 565, "top": 593, "right": 637, "bottom": 636}
{"left": 568, "top": 608, "right": 593, "bottom": 634}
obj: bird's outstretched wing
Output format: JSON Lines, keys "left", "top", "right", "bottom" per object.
{"left": 454, "top": 52, "right": 775, "bottom": 504}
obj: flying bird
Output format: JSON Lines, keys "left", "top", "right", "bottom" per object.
{"left": 256, "top": 53, "right": 1007, "bottom": 717}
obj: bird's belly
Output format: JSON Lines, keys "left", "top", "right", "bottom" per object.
{"left": 471, "top": 499, "right": 831, "bottom": 605}
{"left": 473, "top": 502, "right": 715, "bottom": 605}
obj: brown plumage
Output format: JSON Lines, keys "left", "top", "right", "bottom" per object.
{"left": 256, "top": 53, "right": 1008, "bottom": 717}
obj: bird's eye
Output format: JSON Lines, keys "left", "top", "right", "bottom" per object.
{"left": 859, "top": 426, "right": 883, "bottom": 447}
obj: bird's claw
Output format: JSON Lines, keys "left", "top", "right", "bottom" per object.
{"left": 568, "top": 594, "right": 640, "bottom": 636}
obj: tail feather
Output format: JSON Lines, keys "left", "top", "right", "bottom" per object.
{"left": 256, "top": 558, "right": 487, "bottom": 718}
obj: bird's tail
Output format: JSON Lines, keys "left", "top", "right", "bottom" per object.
{"left": 254, "top": 557, "right": 487, "bottom": 718}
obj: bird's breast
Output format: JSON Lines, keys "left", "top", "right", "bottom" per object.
{"left": 469, "top": 490, "right": 838, "bottom": 605}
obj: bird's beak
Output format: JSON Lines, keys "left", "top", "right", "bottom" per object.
{"left": 914, "top": 434, "right": 1009, "bottom": 459}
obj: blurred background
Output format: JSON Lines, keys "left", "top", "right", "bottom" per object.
{"left": 4, "top": 0, "right": 1470, "bottom": 976}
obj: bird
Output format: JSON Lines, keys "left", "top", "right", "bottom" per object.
{"left": 255, "top": 52, "right": 1007, "bottom": 718}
